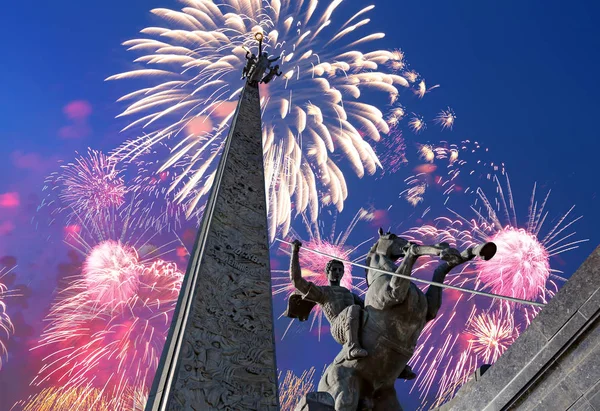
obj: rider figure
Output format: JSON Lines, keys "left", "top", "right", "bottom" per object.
{"left": 288, "top": 240, "right": 368, "bottom": 360}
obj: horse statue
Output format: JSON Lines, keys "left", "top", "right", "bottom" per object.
{"left": 303, "top": 229, "right": 496, "bottom": 411}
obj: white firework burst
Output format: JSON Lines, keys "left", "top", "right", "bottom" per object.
{"left": 108, "top": 0, "right": 430, "bottom": 240}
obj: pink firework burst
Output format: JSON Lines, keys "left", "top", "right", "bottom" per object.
{"left": 400, "top": 169, "right": 586, "bottom": 408}
{"left": 28, "top": 222, "right": 184, "bottom": 410}
{"left": 476, "top": 227, "right": 549, "bottom": 301}
{"left": 272, "top": 209, "right": 373, "bottom": 339}
{"left": 42, "top": 149, "right": 127, "bottom": 222}
{"left": 448, "top": 173, "right": 588, "bottom": 304}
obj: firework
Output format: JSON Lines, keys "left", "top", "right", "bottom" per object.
{"left": 400, "top": 170, "right": 586, "bottom": 408}
{"left": 419, "top": 144, "right": 436, "bottom": 163}
{"left": 41, "top": 149, "right": 127, "bottom": 222}
{"left": 28, "top": 217, "right": 184, "bottom": 410}
{"left": 272, "top": 208, "right": 374, "bottom": 339}
{"left": 387, "top": 49, "right": 406, "bottom": 72}
{"left": 278, "top": 367, "right": 316, "bottom": 411}
{"left": 20, "top": 386, "right": 146, "bottom": 411}
{"left": 115, "top": 142, "right": 205, "bottom": 232}
{"left": 409, "top": 115, "right": 426, "bottom": 133}
{"left": 83, "top": 240, "right": 140, "bottom": 307}
{"left": 476, "top": 227, "right": 550, "bottom": 302}
{"left": 435, "top": 108, "right": 456, "bottom": 130}
{"left": 108, "top": 0, "right": 436, "bottom": 241}
{"left": 0, "top": 267, "right": 15, "bottom": 371}
{"left": 466, "top": 308, "right": 518, "bottom": 364}
{"left": 403, "top": 180, "right": 427, "bottom": 206}
{"left": 400, "top": 141, "right": 500, "bottom": 211}
{"left": 375, "top": 127, "right": 407, "bottom": 177}
{"left": 387, "top": 106, "right": 406, "bottom": 127}
{"left": 415, "top": 80, "right": 440, "bottom": 98}
{"left": 450, "top": 173, "right": 588, "bottom": 303}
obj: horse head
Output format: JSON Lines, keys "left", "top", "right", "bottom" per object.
{"left": 365, "top": 228, "right": 410, "bottom": 286}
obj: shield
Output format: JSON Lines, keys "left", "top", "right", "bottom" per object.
{"left": 284, "top": 293, "right": 317, "bottom": 322}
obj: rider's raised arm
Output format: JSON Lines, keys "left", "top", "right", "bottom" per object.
{"left": 290, "top": 240, "right": 326, "bottom": 303}
{"left": 290, "top": 241, "right": 308, "bottom": 292}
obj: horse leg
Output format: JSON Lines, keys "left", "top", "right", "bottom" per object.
{"left": 389, "top": 244, "right": 422, "bottom": 295}
{"left": 394, "top": 244, "right": 422, "bottom": 277}
{"left": 372, "top": 386, "right": 403, "bottom": 411}
{"left": 318, "top": 364, "right": 361, "bottom": 411}
{"left": 425, "top": 248, "right": 473, "bottom": 321}
{"left": 425, "top": 261, "right": 452, "bottom": 321}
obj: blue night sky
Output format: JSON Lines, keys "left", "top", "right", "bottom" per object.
{"left": 0, "top": 0, "right": 598, "bottom": 410}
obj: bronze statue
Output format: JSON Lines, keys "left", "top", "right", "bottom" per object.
{"left": 242, "top": 51, "right": 257, "bottom": 79}
{"left": 286, "top": 240, "right": 418, "bottom": 383}
{"left": 243, "top": 31, "right": 281, "bottom": 86}
{"left": 286, "top": 240, "right": 368, "bottom": 360}
{"left": 261, "top": 64, "right": 282, "bottom": 84}
{"left": 296, "top": 229, "right": 496, "bottom": 411}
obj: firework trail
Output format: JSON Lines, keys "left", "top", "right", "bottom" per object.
{"left": 40, "top": 149, "right": 127, "bottom": 224}
{"left": 400, "top": 141, "right": 500, "bottom": 210}
{"left": 24, "top": 216, "right": 184, "bottom": 410}
{"left": 400, "top": 170, "right": 586, "bottom": 408}
{"left": 278, "top": 367, "right": 316, "bottom": 411}
{"left": 375, "top": 126, "right": 407, "bottom": 177}
{"left": 107, "top": 0, "right": 438, "bottom": 241}
{"left": 39, "top": 147, "right": 202, "bottom": 234}
{"left": 0, "top": 266, "right": 16, "bottom": 371}
{"left": 18, "top": 386, "right": 146, "bottom": 411}
{"left": 272, "top": 208, "right": 374, "bottom": 339}
{"left": 116, "top": 142, "right": 205, "bottom": 232}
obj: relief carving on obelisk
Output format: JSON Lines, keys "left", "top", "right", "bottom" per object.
{"left": 145, "top": 32, "right": 282, "bottom": 411}
{"left": 165, "top": 82, "right": 278, "bottom": 410}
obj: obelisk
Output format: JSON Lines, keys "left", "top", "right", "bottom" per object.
{"left": 146, "top": 33, "right": 279, "bottom": 410}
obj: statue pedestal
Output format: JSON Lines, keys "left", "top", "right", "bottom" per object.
{"left": 294, "top": 392, "right": 336, "bottom": 411}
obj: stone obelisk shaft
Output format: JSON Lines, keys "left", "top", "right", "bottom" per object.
{"left": 146, "top": 82, "right": 278, "bottom": 410}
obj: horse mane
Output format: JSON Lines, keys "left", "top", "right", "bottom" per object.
{"left": 365, "top": 238, "right": 380, "bottom": 281}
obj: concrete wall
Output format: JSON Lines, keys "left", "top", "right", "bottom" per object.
{"left": 436, "top": 246, "right": 600, "bottom": 411}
